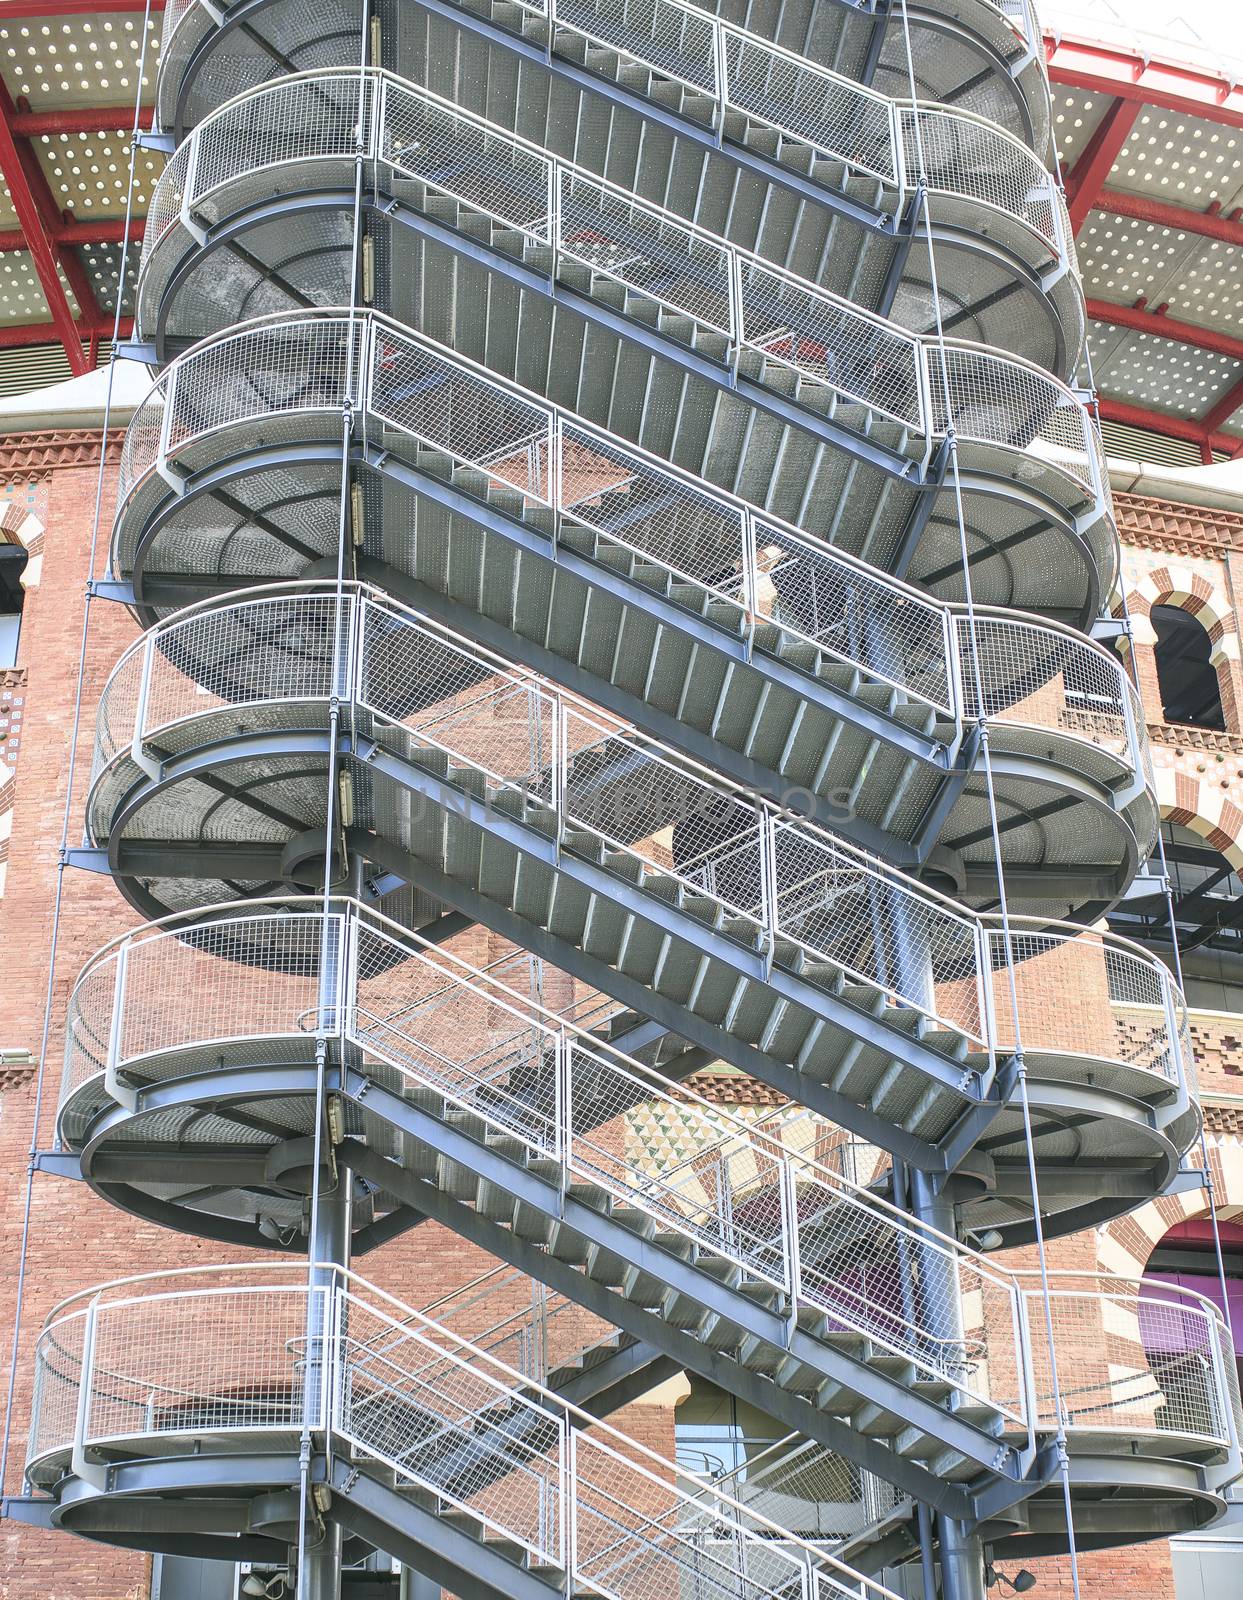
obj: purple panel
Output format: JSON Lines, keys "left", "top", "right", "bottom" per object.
{"left": 1142, "top": 1270, "right": 1243, "bottom": 1356}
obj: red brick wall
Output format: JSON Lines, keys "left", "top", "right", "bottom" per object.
{"left": 3, "top": 440, "right": 1241, "bottom": 1600}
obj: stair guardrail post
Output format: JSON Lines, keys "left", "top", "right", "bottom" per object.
{"left": 550, "top": 417, "right": 562, "bottom": 538}
{"left": 555, "top": 1031, "right": 572, "bottom": 1193}
{"left": 68, "top": 1294, "right": 105, "bottom": 1491}
{"left": 779, "top": 1156, "right": 802, "bottom": 1345}
{"left": 975, "top": 920, "right": 998, "bottom": 1078}
{"left": 177, "top": 120, "right": 206, "bottom": 245}
{"left": 564, "top": 1425, "right": 577, "bottom": 1598}
{"left": 128, "top": 626, "right": 159, "bottom": 781}
{"left": 102, "top": 938, "right": 136, "bottom": 1113}
{"left": 711, "top": 14, "right": 728, "bottom": 139}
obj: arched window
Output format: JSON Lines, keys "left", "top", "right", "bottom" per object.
{"left": 0, "top": 536, "right": 26, "bottom": 669}
{"left": 1152, "top": 604, "right": 1226, "bottom": 730}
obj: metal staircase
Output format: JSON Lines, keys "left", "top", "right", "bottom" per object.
{"left": 12, "top": 1, "right": 1243, "bottom": 1596}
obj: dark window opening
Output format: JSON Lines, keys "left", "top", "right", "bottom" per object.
{"left": 1110, "top": 823, "right": 1243, "bottom": 991}
{"left": 1152, "top": 604, "right": 1226, "bottom": 730}
{"left": 0, "top": 541, "right": 27, "bottom": 670}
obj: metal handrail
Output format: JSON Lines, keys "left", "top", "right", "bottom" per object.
{"left": 84, "top": 585, "right": 1168, "bottom": 1055}
{"left": 112, "top": 312, "right": 1135, "bottom": 775}
{"left": 155, "top": 0, "right": 1053, "bottom": 206}
{"left": 58, "top": 897, "right": 1029, "bottom": 1418}
{"left": 29, "top": 1262, "right": 909, "bottom": 1600}
{"left": 29, "top": 1259, "right": 1241, "bottom": 1514}
{"left": 135, "top": 68, "right": 1092, "bottom": 493}
{"left": 57, "top": 897, "right": 1200, "bottom": 1421}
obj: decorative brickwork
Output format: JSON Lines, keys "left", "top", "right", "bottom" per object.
{"left": 1116, "top": 490, "right": 1243, "bottom": 556}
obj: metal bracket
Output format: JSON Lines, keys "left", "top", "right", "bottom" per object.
{"left": 87, "top": 578, "right": 137, "bottom": 605}
{"left": 63, "top": 847, "right": 113, "bottom": 875}
{"left": 1166, "top": 1167, "right": 1211, "bottom": 1196}
{"left": 1090, "top": 614, "right": 1131, "bottom": 644}
{"left": 115, "top": 341, "right": 158, "bottom": 365}
{"left": 34, "top": 1151, "right": 82, "bottom": 1179}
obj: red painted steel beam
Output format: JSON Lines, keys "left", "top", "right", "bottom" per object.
{"left": 1091, "top": 188, "right": 1243, "bottom": 248}
{"left": 0, "top": 77, "right": 87, "bottom": 372}
{"left": 0, "top": 217, "right": 141, "bottom": 251}
{"left": 1201, "top": 378, "right": 1243, "bottom": 439}
{"left": 0, "top": 313, "right": 130, "bottom": 350}
{"left": 1045, "top": 33, "right": 1243, "bottom": 132}
{"left": 1065, "top": 97, "right": 1142, "bottom": 234}
{"left": 0, "top": 3, "right": 161, "bottom": 16}
{"left": 1087, "top": 298, "right": 1243, "bottom": 363}
{"left": 1097, "top": 397, "right": 1242, "bottom": 457}
{"left": 10, "top": 104, "right": 152, "bottom": 137}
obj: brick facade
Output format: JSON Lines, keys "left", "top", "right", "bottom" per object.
{"left": 0, "top": 435, "right": 1241, "bottom": 1598}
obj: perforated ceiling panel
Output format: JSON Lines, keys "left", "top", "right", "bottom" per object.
{"left": 1088, "top": 316, "right": 1243, "bottom": 420}
{"left": 0, "top": 250, "right": 76, "bottom": 326}
{"left": 1111, "top": 107, "right": 1243, "bottom": 209}
{"left": 34, "top": 131, "right": 162, "bottom": 220}
{"left": 0, "top": 10, "right": 159, "bottom": 106}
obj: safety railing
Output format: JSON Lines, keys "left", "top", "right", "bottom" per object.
{"left": 1017, "top": 1273, "right": 1243, "bottom": 1464}
{"left": 88, "top": 584, "right": 1156, "bottom": 965}
{"left": 953, "top": 608, "right": 1150, "bottom": 787}
{"left": 113, "top": 313, "right": 1129, "bottom": 745}
{"left": 56, "top": 899, "right": 1031, "bottom": 1424}
{"left": 24, "top": 1262, "right": 910, "bottom": 1600}
{"left": 678, "top": 1431, "right": 904, "bottom": 1548}
{"left": 473, "top": 1, "right": 1060, "bottom": 243}
{"left": 57, "top": 900, "right": 1199, "bottom": 1420}
{"left": 155, "top": 0, "right": 1051, "bottom": 146}
{"left": 27, "top": 1263, "right": 329, "bottom": 1483}
{"left": 982, "top": 918, "right": 1195, "bottom": 1091}
{"left": 151, "top": 5, "right": 1059, "bottom": 231}
{"left": 142, "top": 71, "right": 1088, "bottom": 478}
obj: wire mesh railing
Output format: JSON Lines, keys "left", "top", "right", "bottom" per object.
{"left": 28, "top": 1264, "right": 328, "bottom": 1482}
{"left": 135, "top": 68, "right": 1094, "bottom": 495}
{"left": 112, "top": 314, "right": 1135, "bottom": 770}
{"left": 1017, "top": 1274, "right": 1243, "bottom": 1459}
{"left": 28, "top": 1262, "right": 1240, "bottom": 1538}
{"left": 57, "top": 900, "right": 1027, "bottom": 1421}
{"left": 677, "top": 1430, "right": 905, "bottom": 1551}
{"left": 56, "top": 899, "right": 1200, "bottom": 1426}
{"left": 155, "top": 0, "right": 1051, "bottom": 150}
{"left": 147, "top": 9, "right": 1062, "bottom": 251}
{"left": 450, "top": 0, "right": 1062, "bottom": 246}
{"left": 86, "top": 588, "right": 1162, "bottom": 1032}
{"left": 27, "top": 1262, "right": 911, "bottom": 1600}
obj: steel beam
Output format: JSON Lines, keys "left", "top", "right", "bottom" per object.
{"left": 9, "top": 105, "right": 152, "bottom": 138}
{"left": 0, "top": 76, "right": 89, "bottom": 372}
{"left": 0, "top": 317, "right": 127, "bottom": 351}
{"left": 0, "top": 218, "right": 143, "bottom": 252}
{"left": 1202, "top": 375, "right": 1243, "bottom": 438}
{"left": 1065, "top": 99, "right": 1142, "bottom": 234}
{"left": 1090, "top": 188, "right": 1243, "bottom": 248}
{"left": 1045, "top": 33, "right": 1243, "bottom": 132}
{"left": 338, "top": 1137, "right": 997, "bottom": 1520}
{"left": 1088, "top": 297, "right": 1243, "bottom": 362}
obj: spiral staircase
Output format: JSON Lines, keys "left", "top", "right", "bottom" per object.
{"left": 9, "top": 2, "right": 1243, "bottom": 1598}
